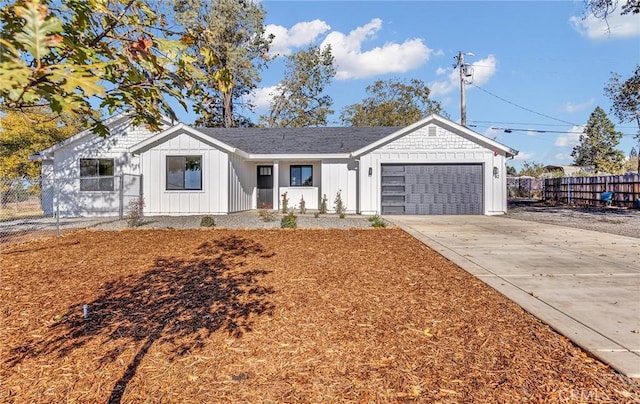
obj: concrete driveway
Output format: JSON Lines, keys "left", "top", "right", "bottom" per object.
{"left": 386, "top": 215, "right": 640, "bottom": 378}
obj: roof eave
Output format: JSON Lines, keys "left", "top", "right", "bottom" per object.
{"left": 245, "top": 153, "right": 352, "bottom": 161}
{"left": 130, "top": 124, "right": 239, "bottom": 155}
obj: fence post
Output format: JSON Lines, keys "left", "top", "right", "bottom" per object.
{"left": 119, "top": 174, "right": 124, "bottom": 219}
{"left": 55, "top": 179, "right": 60, "bottom": 237}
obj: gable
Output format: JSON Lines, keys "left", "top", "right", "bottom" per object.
{"left": 378, "top": 124, "right": 484, "bottom": 152}
{"left": 352, "top": 114, "right": 518, "bottom": 158}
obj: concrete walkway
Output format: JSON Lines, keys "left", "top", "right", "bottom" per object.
{"left": 386, "top": 215, "right": 640, "bottom": 378}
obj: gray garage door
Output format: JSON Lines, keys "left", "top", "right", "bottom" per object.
{"left": 381, "top": 164, "right": 483, "bottom": 215}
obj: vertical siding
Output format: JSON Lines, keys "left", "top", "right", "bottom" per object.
{"left": 321, "top": 159, "right": 357, "bottom": 213}
{"left": 141, "top": 132, "right": 229, "bottom": 215}
{"left": 228, "top": 154, "right": 255, "bottom": 212}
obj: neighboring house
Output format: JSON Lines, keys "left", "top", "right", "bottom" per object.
{"left": 543, "top": 165, "right": 594, "bottom": 177}
{"left": 32, "top": 113, "right": 518, "bottom": 216}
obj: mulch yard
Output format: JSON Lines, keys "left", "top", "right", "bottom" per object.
{"left": 1, "top": 228, "right": 638, "bottom": 403}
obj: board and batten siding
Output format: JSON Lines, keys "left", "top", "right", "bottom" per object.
{"left": 358, "top": 124, "right": 508, "bottom": 215}
{"left": 140, "top": 132, "right": 229, "bottom": 215}
{"left": 49, "top": 121, "right": 160, "bottom": 216}
{"left": 321, "top": 159, "right": 358, "bottom": 213}
{"left": 228, "top": 154, "right": 254, "bottom": 212}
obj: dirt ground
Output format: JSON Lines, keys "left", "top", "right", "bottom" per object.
{"left": 1, "top": 228, "right": 639, "bottom": 403}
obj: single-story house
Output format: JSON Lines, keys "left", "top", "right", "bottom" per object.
{"left": 32, "top": 113, "right": 518, "bottom": 216}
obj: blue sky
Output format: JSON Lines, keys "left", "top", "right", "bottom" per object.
{"left": 179, "top": 1, "right": 640, "bottom": 171}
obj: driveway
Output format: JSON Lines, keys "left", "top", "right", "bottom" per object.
{"left": 387, "top": 215, "right": 640, "bottom": 378}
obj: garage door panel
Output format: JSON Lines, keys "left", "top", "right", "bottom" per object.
{"left": 381, "top": 164, "right": 483, "bottom": 215}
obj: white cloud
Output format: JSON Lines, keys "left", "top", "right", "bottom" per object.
{"left": 435, "top": 67, "right": 448, "bottom": 76}
{"left": 570, "top": 11, "right": 640, "bottom": 39}
{"left": 247, "top": 85, "right": 279, "bottom": 110}
{"left": 553, "top": 152, "right": 573, "bottom": 163}
{"left": 265, "top": 20, "right": 331, "bottom": 56}
{"left": 563, "top": 98, "right": 594, "bottom": 113}
{"left": 321, "top": 19, "right": 433, "bottom": 80}
{"left": 512, "top": 151, "right": 536, "bottom": 161}
{"left": 429, "top": 55, "right": 498, "bottom": 97}
{"left": 554, "top": 125, "right": 584, "bottom": 147}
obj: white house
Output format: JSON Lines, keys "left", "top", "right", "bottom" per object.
{"left": 33, "top": 113, "right": 518, "bottom": 216}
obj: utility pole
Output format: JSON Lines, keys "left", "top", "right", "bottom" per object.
{"left": 454, "top": 51, "right": 473, "bottom": 127}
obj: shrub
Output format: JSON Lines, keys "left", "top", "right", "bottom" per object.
{"left": 319, "top": 194, "right": 328, "bottom": 214}
{"left": 126, "top": 197, "right": 145, "bottom": 227}
{"left": 280, "top": 211, "right": 297, "bottom": 228}
{"left": 258, "top": 206, "right": 276, "bottom": 222}
{"left": 200, "top": 216, "right": 216, "bottom": 227}
{"left": 368, "top": 214, "right": 386, "bottom": 228}
{"left": 281, "top": 192, "right": 289, "bottom": 213}
{"left": 299, "top": 196, "right": 306, "bottom": 214}
{"left": 334, "top": 191, "right": 345, "bottom": 217}
{"left": 313, "top": 212, "right": 320, "bottom": 218}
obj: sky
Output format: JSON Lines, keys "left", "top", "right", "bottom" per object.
{"left": 178, "top": 1, "right": 640, "bottom": 171}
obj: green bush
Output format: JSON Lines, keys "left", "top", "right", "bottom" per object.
{"left": 280, "top": 211, "right": 297, "bottom": 228}
{"left": 368, "top": 214, "right": 386, "bottom": 228}
{"left": 319, "top": 194, "right": 328, "bottom": 214}
{"left": 200, "top": 216, "right": 216, "bottom": 227}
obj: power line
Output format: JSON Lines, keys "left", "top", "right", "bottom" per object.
{"left": 470, "top": 120, "right": 638, "bottom": 130}
{"left": 469, "top": 83, "right": 579, "bottom": 126}
{"left": 488, "top": 126, "right": 638, "bottom": 137}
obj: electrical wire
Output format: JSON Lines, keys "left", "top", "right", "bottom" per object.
{"left": 469, "top": 83, "right": 579, "bottom": 126}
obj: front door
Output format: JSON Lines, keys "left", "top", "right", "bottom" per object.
{"left": 257, "top": 165, "right": 273, "bottom": 208}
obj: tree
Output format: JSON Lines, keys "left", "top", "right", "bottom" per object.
{"left": 518, "top": 161, "right": 545, "bottom": 177}
{"left": 506, "top": 166, "right": 517, "bottom": 176}
{"left": 587, "top": 0, "right": 640, "bottom": 20}
{"left": 340, "top": 78, "right": 448, "bottom": 127}
{"left": 0, "top": 108, "right": 84, "bottom": 179}
{"left": 627, "top": 147, "right": 639, "bottom": 172}
{"left": 263, "top": 45, "right": 335, "bottom": 128}
{"left": 571, "top": 106, "right": 626, "bottom": 173}
{"left": 604, "top": 64, "right": 640, "bottom": 171}
{"left": 0, "top": 0, "right": 198, "bottom": 135}
{"left": 174, "top": 0, "right": 271, "bottom": 127}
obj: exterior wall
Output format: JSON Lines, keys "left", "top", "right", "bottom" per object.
{"left": 228, "top": 154, "right": 255, "bottom": 213}
{"left": 139, "top": 132, "right": 229, "bottom": 215}
{"left": 51, "top": 119, "right": 159, "bottom": 216}
{"left": 359, "top": 124, "right": 508, "bottom": 215}
{"left": 277, "top": 161, "right": 321, "bottom": 210}
{"left": 320, "top": 159, "right": 358, "bottom": 213}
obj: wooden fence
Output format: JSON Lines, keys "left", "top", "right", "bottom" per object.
{"left": 543, "top": 174, "right": 640, "bottom": 208}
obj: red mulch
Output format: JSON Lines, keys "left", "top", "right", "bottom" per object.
{"left": 1, "top": 228, "right": 638, "bottom": 403}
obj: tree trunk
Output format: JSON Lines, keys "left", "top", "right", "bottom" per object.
{"left": 223, "top": 89, "right": 235, "bottom": 128}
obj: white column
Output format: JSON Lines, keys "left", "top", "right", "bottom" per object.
{"left": 272, "top": 160, "right": 279, "bottom": 210}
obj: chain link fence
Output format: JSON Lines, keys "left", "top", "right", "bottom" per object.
{"left": 507, "top": 176, "right": 545, "bottom": 200}
{"left": 1, "top": 174, "right": 142, "bottom": 246}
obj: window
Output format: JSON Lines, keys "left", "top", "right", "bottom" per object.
{"left": 80, "top": 158, "right": 114, "bottom": 191}
{"left": 167, "top": 156, "right": 202, "bottom": 190}
{"left": 290, "top": 165, "right": 312, "bottom": 186}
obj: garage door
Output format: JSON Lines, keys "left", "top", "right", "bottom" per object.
{"left": 381, "top": 164, "right": 483, "bottom": 215}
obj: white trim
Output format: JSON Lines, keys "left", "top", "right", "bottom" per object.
{"left": 129, "top": 124, "right": 245, "bottom": 156}
{"left": 245, "top": 153, "right": 350, "bottom": 160}
{"left": 351, "top": 114, "right": 518, "bottom": 158}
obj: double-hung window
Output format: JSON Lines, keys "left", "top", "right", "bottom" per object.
{"left": 167, "top": 156, "right": 202, "bottom": 190}
{"left": 290, "top": 165, "right": 313, "bottom": 186}
{"left": 80, "top": 158, "right": 114, "bottom": 191}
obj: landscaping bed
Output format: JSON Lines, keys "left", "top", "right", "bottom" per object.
{"left": 1, "top": 228, "right": 638, "bottom": 402}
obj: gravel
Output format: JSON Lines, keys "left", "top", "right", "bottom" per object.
{"left": 91, "top": 211, "right": 384, "bottom": 231}
{"left": 504, "top": 200, "right": 640, "bottom": 239}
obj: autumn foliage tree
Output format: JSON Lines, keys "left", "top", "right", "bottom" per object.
{"left": 0, "top": 108, "right": 84, "bottom": 179}
{"left": 0, "top": 0, "right": 199, "bottom": 135}
{"left": 174, "top": 0, "right": 272, "bottom": 127}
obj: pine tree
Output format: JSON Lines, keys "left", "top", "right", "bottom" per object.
{"left": 571, "top": 106, "right": 626, "bottom": 174}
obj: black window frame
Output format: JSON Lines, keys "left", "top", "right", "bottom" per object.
{"left": 166, "top": 155, "right": 203, "bottom": 191}
{"left": 290, "top": 165, "right": 313, "bottom": 187}
{"left": 79, "top": 158, "right": 114, "bottom": 191}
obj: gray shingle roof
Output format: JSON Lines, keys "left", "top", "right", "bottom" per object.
{"left": 195, "top": 126, "right": 402, "bottom": 154}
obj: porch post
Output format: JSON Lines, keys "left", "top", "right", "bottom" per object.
{"left": 272, "top": 160, "right": 279, "bottom": 210}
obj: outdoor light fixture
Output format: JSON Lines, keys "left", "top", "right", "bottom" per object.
{"left": 493, "top": 166, "right": 499, "bottom": 178}
{"left": 368, "top": 167, "right": 372, "bottom": 176}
